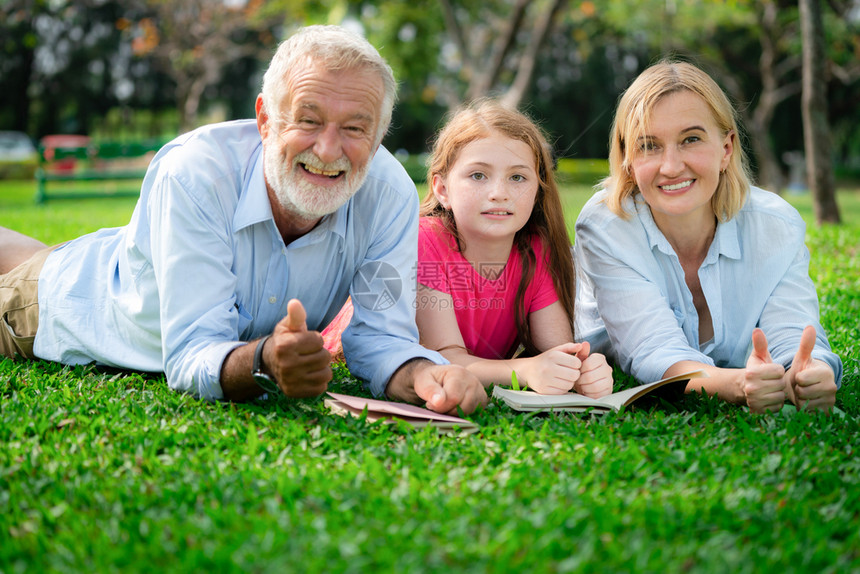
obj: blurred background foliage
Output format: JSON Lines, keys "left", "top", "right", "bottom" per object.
{"left": 1, "top": 0, "right": 858, "bottom": 189}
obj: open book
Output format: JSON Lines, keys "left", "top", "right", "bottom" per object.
{"left": 324, "top": 392, "right": 479, "bottom": 434}
{"left": 492, "top": 370, "right": 708, "bottom": 413}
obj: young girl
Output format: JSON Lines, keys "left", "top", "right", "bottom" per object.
{"left": 413, "top": 99, "right": 612, "bottom": 396}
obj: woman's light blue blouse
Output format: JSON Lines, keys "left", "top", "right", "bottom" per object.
{"left": 574, "top": 187, "right": 843, "bottom": 386}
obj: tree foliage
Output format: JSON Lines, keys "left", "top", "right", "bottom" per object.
{"left": 127, "top": 0, "right": 284, "bottom": 132}
{"left": 0, "top": 0, "right": 857, "bottom": 211}
{"left": 0, "top": 0, "right": 145, "bottom": 136}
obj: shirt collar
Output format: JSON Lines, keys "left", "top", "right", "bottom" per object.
{"left": 634, "top": 194, "right": 741, "bottom": 262}
{"left": 233, "top": 145, "right": 272, "bottom": 232}
{"left": 232, "top": 144, "right": 349, "bottom": 246}
{"left": 289, "top": 204, "right": 347, "bottom": 248}
{"left": 634, "top": 195, "right": 674, "bottom": 255}
{"left": 710, "top": 215, "right": 740, "bottom": 262}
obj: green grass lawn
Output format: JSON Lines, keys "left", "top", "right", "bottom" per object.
{"left": 1, "top": 179, "right": 859, "bottom": 573}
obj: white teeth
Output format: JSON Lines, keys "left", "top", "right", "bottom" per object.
{"left": 485, "top": 211, "right": 510, "bottom": 215}
{"left": 304, "top": 164, "right": 340, "bottom": 177}
{"left": 661, "top": 180, "right": 693, "bottom": 191}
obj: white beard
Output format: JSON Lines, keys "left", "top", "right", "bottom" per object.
{"left": 264, "top": 143, "right": 370, "bottom": 219}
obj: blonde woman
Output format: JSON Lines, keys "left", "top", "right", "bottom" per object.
{"left": 574, "top": 60, "right": 841, "bottom": 413}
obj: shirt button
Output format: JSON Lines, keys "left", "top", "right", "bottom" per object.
{"left": 269, "top": 296, "right": 277, "bottom": 304}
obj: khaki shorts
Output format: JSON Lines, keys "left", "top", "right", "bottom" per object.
{"left": 0, "top": 245, "right": 60, "bottom": 359}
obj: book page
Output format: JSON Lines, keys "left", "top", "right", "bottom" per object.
{"left": 595, "top": 370, "right": 708, "bottom": 410}
{"left": 491, "top": 386, "right": 614, "bottom": 412}
{"left": 492, "top": 370, "right": 707, "bottom": 412}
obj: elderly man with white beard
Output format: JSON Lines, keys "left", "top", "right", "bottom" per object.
{"left": 0, "top": 25, "right": 487, "bottom": 415}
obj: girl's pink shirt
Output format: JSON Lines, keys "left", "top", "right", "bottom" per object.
{"left": 417, "top": 217, "right": 559, "bottom": 360}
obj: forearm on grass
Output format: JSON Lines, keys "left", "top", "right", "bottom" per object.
{"left": 664, "top": 360, "right": 747, "bottom": 405}
{"left": 438, "top": 346, "right": 526, "bottom": 389}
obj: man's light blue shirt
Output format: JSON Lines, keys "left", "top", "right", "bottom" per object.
{"left": 574, "top": 187, "right": 843, "bottom": 386}
{"left": 34, "top": 119, "right": 444, "bottom": 400}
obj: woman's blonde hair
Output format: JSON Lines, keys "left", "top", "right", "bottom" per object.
{"left": 603, "top": 60, "right": 752, "bottom": 221}
{"left": 420, "top": 99, "right": 575, "bottom": 356}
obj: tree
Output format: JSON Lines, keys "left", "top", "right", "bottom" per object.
{"left": 437, "top": 0, "right": 570, "bottom": 109}
{"left": 527, "top": 10, "right": 651, "bottom": 159}
{"left": 0, "top": 0, "right": 143, "bottom": 138}
{"left": 128, "top": 0, "right": 281, "bottom": 133}
{"left": 499, "top": 0, "right": 569, "bottom": 108}
{"left": 799, "top": 0, "right": 841, "bottom": 223}
{"left": 260, "top": 0, "right": 578, "bottom": 148}
{"left": 598, "top": 0, "right": 803, "bottom": 193}
{"left": 0, "top": 1, "right": 39, "bottom": 132}
{"left": 721, "top": 0, "right": 802, "bottom": 194}
{"left": 820, "top": 0, "right": 860, "bottom": 187}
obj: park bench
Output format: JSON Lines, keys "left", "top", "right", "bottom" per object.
{"left": 35, "top": 137, "right": 164, "bottom": 203}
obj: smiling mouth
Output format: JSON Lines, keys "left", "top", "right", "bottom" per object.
{"left": 302, "top": 163, "right": 344, "bottom": 178}
{"left": 660, "top": 179, "right": 694, "bottom": 191}
{"left": 482, "top": 210, "right": 512, "bottom": 216}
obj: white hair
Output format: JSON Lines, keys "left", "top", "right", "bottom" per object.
{"left": 261, "top": 25, "right": 397, "bottom": 145}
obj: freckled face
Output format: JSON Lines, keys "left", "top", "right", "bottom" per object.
{"left": 630, "top": 90, "right": 733, "bottom": 231}
{"left": 432, "top": 131, "right": 539, "bottom": 248}
{"left": 257, "top": 66, "right": 384, "bottom": 219}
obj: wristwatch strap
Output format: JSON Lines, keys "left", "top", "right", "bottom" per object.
{"left": 252, "top": 334, "right": 280, "bottom": 395}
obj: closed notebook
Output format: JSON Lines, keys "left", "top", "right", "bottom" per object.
{"left": 325, "top": 392, "right": 479, "bottom": 434}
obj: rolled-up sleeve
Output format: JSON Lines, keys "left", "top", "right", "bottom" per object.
{"left": 756, "top": 229, "right": 843, "bottom": 386}
{"left": 341, "top": 176, "right": 446, "bottom": 397}
{"left": 146, "top": 168, "right": 247, "bottom": 401}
